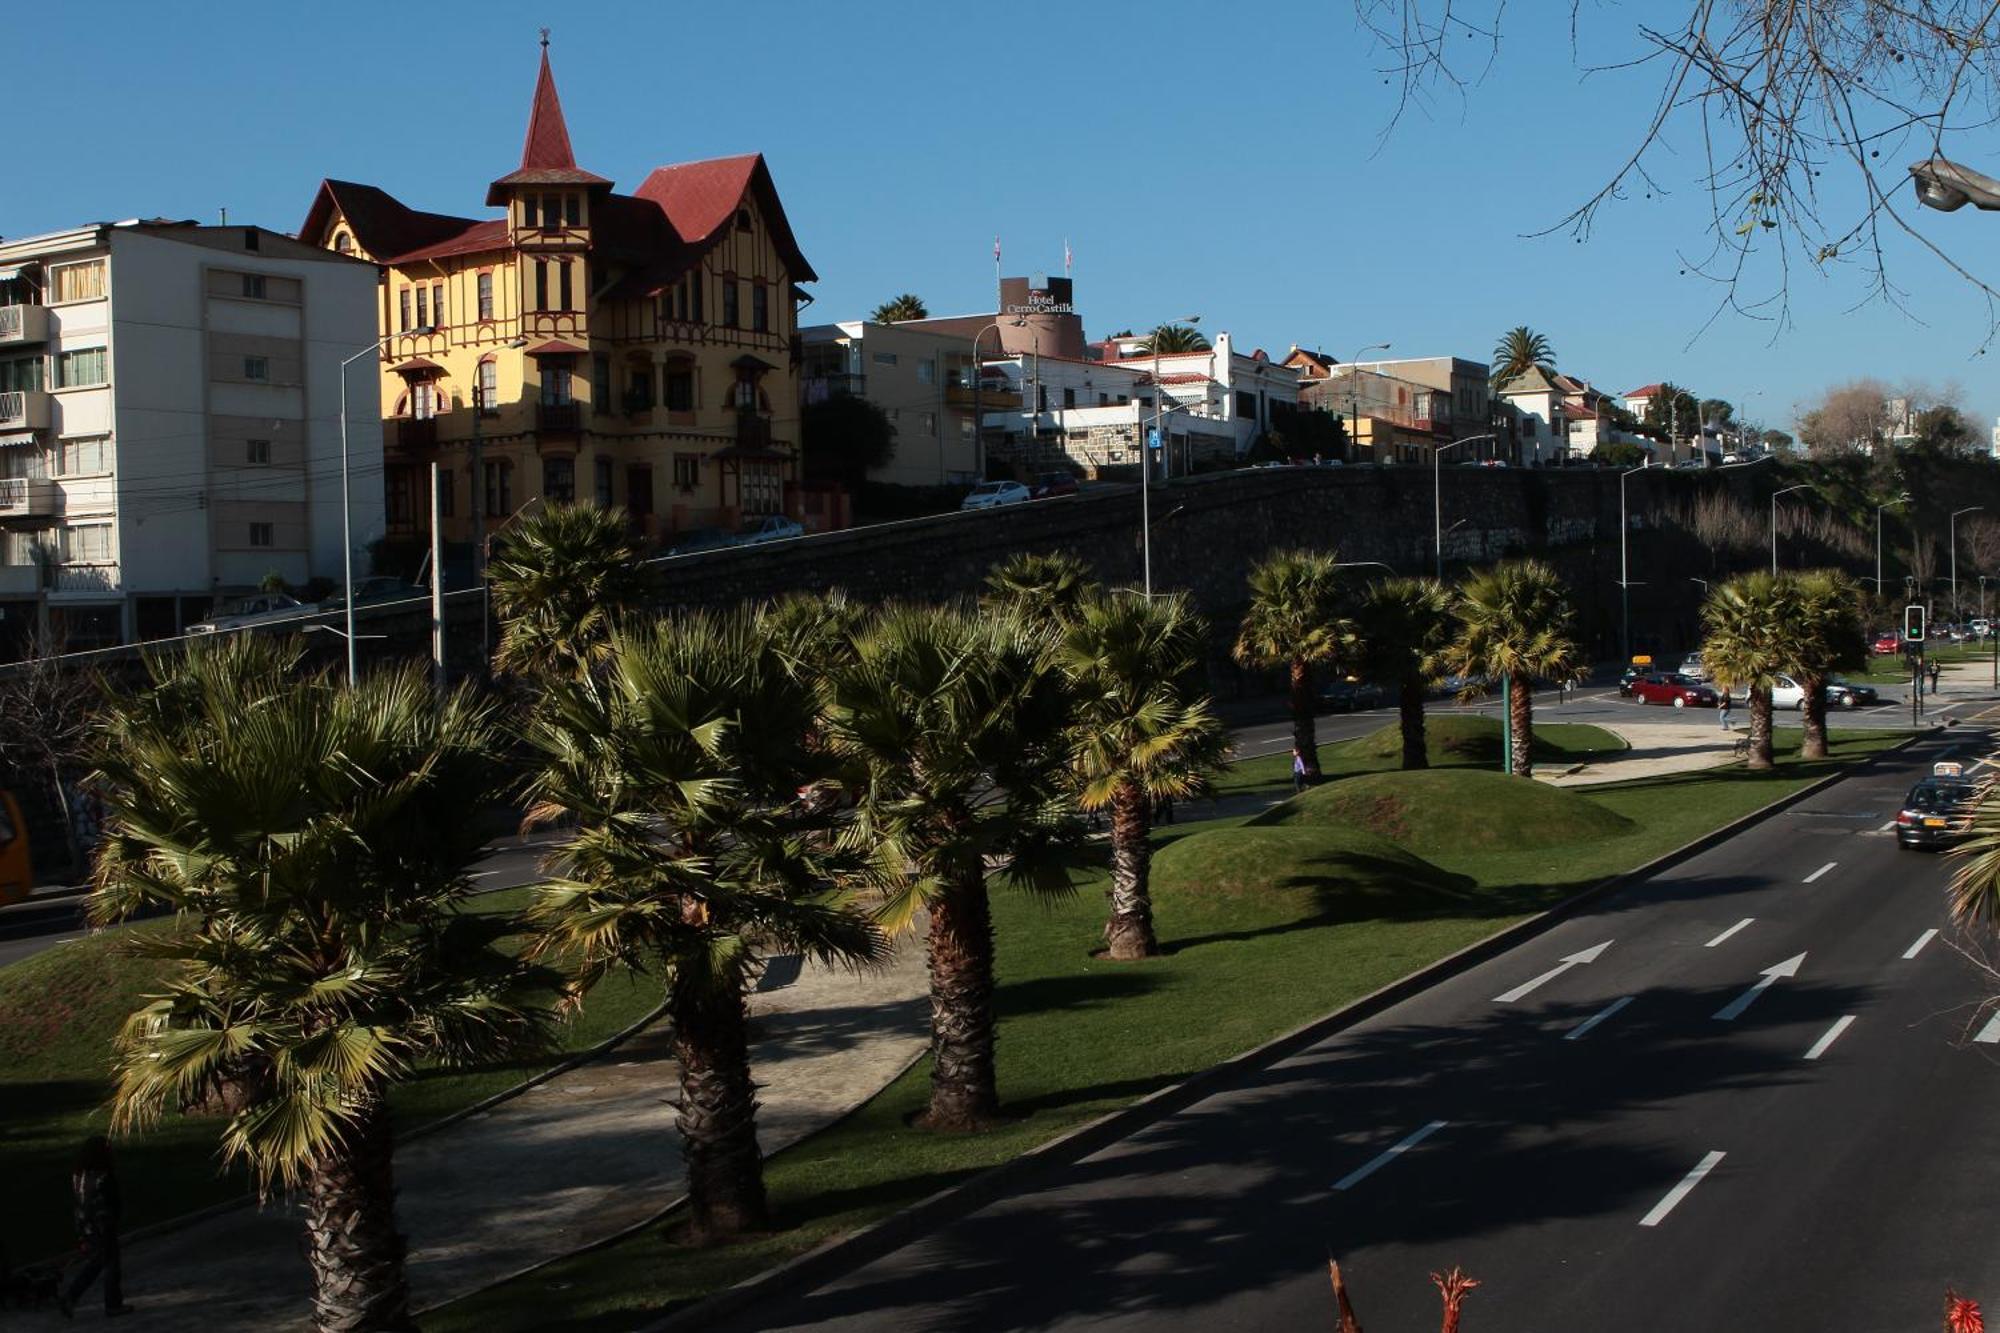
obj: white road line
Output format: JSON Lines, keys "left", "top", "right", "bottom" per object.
{"left": 1803, "top": 1015, "right": 1856, "bottom": 1060}
{"left": 1803, "top": 861, "right": 1837, "bottom": 884}
{"left": 1878, "top": 820, "right": 1899, "bottom": 832}
{"left": 1713, "top": 953, "right": 1807, "bottom": 1021}
{"left": 1639, "top": 1151, "right": 1727, "bottom": 1228}
{"left": 1975, "top": 1011, "right": 2000, "bottom": 1044}
{"left": 1903, "top": 928, "right": 1940, "bottom": 959}
{"left": 1705, "top": 918, "right": 1754, "bottom": 948}
{"left": 1332, "top": 1120, "right": 1450, "bottom": 1191}
{"left": 1492, "top": 941, "right": 1613, "bottom": 1003}
{"left": 468, "top": 871, "right": 501, "bottom": 879}
{"left": 1564, "top": 996, "right": 1634, "bottom": 1041}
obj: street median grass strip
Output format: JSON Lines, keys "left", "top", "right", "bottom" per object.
{"left": 424, "top": 718, "right": 1909, "bottom": 1333}
{"left": 0, "top": 884, "right": 661, "bottom": 1262}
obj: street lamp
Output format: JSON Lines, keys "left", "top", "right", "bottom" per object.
{"left": 1142, "top": 314, "right": 1201, "bottom": 597}
{"left": 1770, "top": 484, "right": 1811, "bottom": 574}
{"left": 1951, "top": 505, "right": 1984, "bottom": 619}
{"left": 1346, "top": 342, "right": 1390, "bottom": 458}
{"left": 1871, "top": 493, "right": 1912, "bottom": 597}
{"left": 337, "top": 328, "right": 435, "bottom": 685}
{"left": 1434, "top": 433, "right": 1496, "bottom": 579}
{"left": 1333, "top": 560, "right": 1396, "bottom": 577}
{"left": 1619, "top": 458, "right": 1652, "bottom": 663}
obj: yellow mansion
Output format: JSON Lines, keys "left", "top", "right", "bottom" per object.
{"left": 300, "top": 40, "right": 816, "bottom": 550}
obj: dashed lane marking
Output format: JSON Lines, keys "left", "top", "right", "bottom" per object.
{"left": 1333, "top": 1120, "right": 1450, "bottom": 1191}
{"left": 1639, "top": 1151, "right": 1727, "bottom": 1228}
{"left": 1804, "top": 1015, "right": 1856, "bottom": 1061}
{"left": 1705, "top": 918, "right": 1754, "bottom": 948}
{"left": 1903, "top": 928, "right": 1940, "bottom": 960}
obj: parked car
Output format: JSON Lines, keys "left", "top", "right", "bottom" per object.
{"left": 663, "top": 526, "right": 736, "bottom": 555}
{"left": 189, "top": 593, "right": 309, "bottom": 635}
{"left": 1678, "top": 652, "right": 1709, "bottom": 681}
{"left": 1629, "top": 672, "right": 1718, "bottom": 708}
{"left": 1320, "top": 680, "right": 1389, "bottom": 713}
{"left": 960, "top": 480, "right": 1033, "bottom": 510}
{"left": 735, "top": 515, "right": 805, "bottom": 545}
{"left": 1768, "top": 672, "right": 1848, "bottom": 711}
{"left": 1896, "top": 762, "right": 1988, "bottom": 851}
{"left": 1973, "top": 618, "right": 1993, "bottom": 639}
{"left": 1871, "top": 631, "right": 1903, "bottom": 655}
{"left": 1618, "top": 666, "right": 1645, "bottom": 697}
{"left": 1827, "top": 676, "right": 1879, "bottom": 707}
{"left": 318, "top": 576, "right": 418, "bottom": 612}
{"left": 1030, "top": 472, "right": 1081, "bottom": 498}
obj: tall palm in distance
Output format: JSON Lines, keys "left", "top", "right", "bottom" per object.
{"left": 1233, "top": 550, "right": 1348, "bottom": 782}
{"left": 1060, "top": 591, "right": 1228, "bottom": 959}
{"left": 1700, "top": 571, "right": 1797, "bottom": 771}
{"left": 1788, "top": 569, "right": 1865, "bottom": 760}
{"left": 1444, "top": 559, "right": 1582, "bottom": 779}
{"left": 523, "top": 610, "right": 885, "bottom": 1241}
{"left": 487, "top": 501, "right": 651, "bottom": 685}
{"left": 1491, "top": 326, "right": 1557, "bottom": 385}
{"left": 1143, "top": 323, "right": 1211, "bottom": 354}
{"left": 982, "top": 550, "right": 1098, "bottom": 625}
{"left": 1349, "top": 577, "right": 1457, "bottom": 770}
{"left": 871, "top": 293, "right": 929, "bottom": 322}
{"left": 93, "top": 654, "right": 550, "bottom": 1333}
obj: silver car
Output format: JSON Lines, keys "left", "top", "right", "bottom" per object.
{"left": 1679, "top": 652, "right": 1708, "bottom": 682}
{"left": 189, "top": 593, "right": 309, "bottom": 635}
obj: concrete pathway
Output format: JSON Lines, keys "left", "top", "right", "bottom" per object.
{"left": 21, "top": 945, "right": 929, "bottom": 1330}
{"left": 1542, "top": 719, "right": 1740, "bottom": 787}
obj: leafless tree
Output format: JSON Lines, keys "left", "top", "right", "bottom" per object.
{"left": 1962, "top": 514, "right": 2000, "bottom": 574}
{"left": 1912, "top": 528, "right": 1942, "bottom": 587}
{"left": 0, "top": 626, "right": 104, "bottom": 874}
{"left": 1797, "top": 377, "right": 1895, "bottom": 456}
{"left": 1355, "top": 2, "right": 2000, "bottom": 341}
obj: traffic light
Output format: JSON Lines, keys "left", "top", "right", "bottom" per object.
{"left": 1906, "top": 603, "right": 1928, "bottom": 643}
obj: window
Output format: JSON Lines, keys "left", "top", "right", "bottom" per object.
{"left": 431, "top": 282, "right": 445, "bottom": 326}
{"left": 49, "top": 261, "right": 105, "bottom": 304}
{"left": 243, "top": 356, "right": 269, "bottom": 382}
{"left": 1062, "top": 388, "right": 1076, "bottom": 409}
{"left": 1098, "top": 392, "right": 1109, "bottom": 406}
{"left": 872, "top": 351, "right": 898, "bottom": 366}
{"left": 534, "top": 261, "right": 549, "bottom": 311}
{"left": 691, "top": 275, "right": 705, "bottom": 324}
{"left": 437, "top": 469, "right": 455, "bottom": 517}
{"left": 484, "top": 460, "right": 512, "bottom": 514}
{"left": 673, "top": 454, "right": 700, "bottom": 491}
{"left": 541, "top": 364, "right": 573, "bottom": 405}
{"left": 664, "top": 361, "right": 694, "bottom": 411}
{"left": 1, "top": 442, "right": 48, "bottom": 479}
{"left": 735, "top": 208, "right": 753, "bottom": 233}
{"left": 4, "top": 530, "right": 41, "bottom": 566}
{"left": 557, "top": 260, "right": 573, "bottom": 311}
{"left": 1117, "top": 394, "right": 1128, "bottom": 405}
{"left": 564, "top": 194, "right": 581, "bottom": 227}
{"left": 543, "top": 456, "right": 574, "bottom": 503}
{"left": 922, "top": 412, "right": 937, "bottom": 435}
{"left": 411, "top": 382, "right": 441, "bottom": 420}
{"left": 591, "top": 355, "right": 611, "bottom": 413}
{"left": 246, "top": 437, "right": 271, "bottom": 465}
{"left": 1235, "top": 391, "right": 1256, "bottom": 418}
{"left": 399, "top": 288, "right": 413, "bottom": 332}
{"left": 477, "top": 272, "right": 494, "bottom": 320}
{"left": 334, "top": 232, "right": 352, "bottom": 255}
{"left": 55, "top": 348, "right": 107, "bottom": 388}
{"left": 752, "top": 284, "right": 769, "bottom": 332}
{"left": 1037, "top": 386, "right": 1048, "bottom": 413}
{"left": 594, "top": 456, "right": 613, "bottom": 507}
{"left": 241, "top": 273, "right": 267, "bottom": 300}
{"left": 916, "top": 360, "right": 935, "bottom": 385}
{"left": 249, "top": 522, "right": 274, "bottom": 548}
{"left": 478, "top": 358, "right": 498, "bottom": 413}
{"left": 415, "top": 286, "right": 429, "bottom": 329}
{"left": 626, "top": 365, "right": 653, "bottom": 412}
{"left": 522, "top": 195, "right": 539, "bottom": 228}
{"left": 542, "top": 194, "right": 561, "bottom": 227}
{"left": 741, "top": 461, "right": 782, "bottom": 515}
{"left": 60, "top": 524, "right": 111, "bottom": 563}
{"left": 721, "top": 280, "right": 739, "bottom": 328}
{"left": 0, "top": 357, "right": 41, "bottom": 393}
{"left": 58, "top": 436, "right": 107, "bottom": 474}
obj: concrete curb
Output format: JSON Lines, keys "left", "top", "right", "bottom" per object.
{"left": 637, "top": 730, "right": 1927, "bottom": 1333}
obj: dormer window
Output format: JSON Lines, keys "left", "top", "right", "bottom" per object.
{"left": 333, "top": 231, "right": 352, "bottom": 255}
{"left": 735, "top": 208, "right": 753, "bottom": 233}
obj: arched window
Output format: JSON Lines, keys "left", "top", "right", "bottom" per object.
{"left": 333, "top": 231, "right": 352, "bottom": 255}
{"left": 735, "top": 208, "right": 753, "bottom": 233}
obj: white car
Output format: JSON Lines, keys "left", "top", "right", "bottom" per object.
{"left": 1767, "top": 673, "right": 1850, "bottom": 711}
{"left": 1679, "top": 653, "right": 1708, "bottom": 681}
{"left": 960, "top": 480, "right": 1033, "bottom": 511}
{"left": 189, "top": 593, "right": 309, "bottom": 635}
{"left": 734, "top": 515, "right": 804, "bottom": 545}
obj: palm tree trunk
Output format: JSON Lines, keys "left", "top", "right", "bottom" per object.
{"left": 1747, "top": 685, "right": 1776, "bottom": 770}
{"left": 1290, "top": 657, "right": 1320, "bottom": 780}
{"left": 670, "top": 982, "right": 767, "bottom": 1242}
{"left": 1508, "top": 671, "right": 1535, "bottom": 778}
{"left": 301, "top": 1089, "right": 414, "bottom": 1333}
{"left": 1398, "top": 678, "right": 1428, "bottom": 770}
{"left": 1799, "top": 670, "right": 1830, "bottom": 760}
{"left": 1103, "top": 779, "right": 1158, "bottom": 960}
{"left": 920, "top": 864, "right": 1000, "bottom": 1130}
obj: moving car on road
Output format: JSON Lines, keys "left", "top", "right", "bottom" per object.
{"left": 735, "top": 515, "right": 805, "bottom": 546}
{"left": 1871, "top": 631, "right": 1903, "bottom": 655}
{"left": 1320, "top": 680, "right": 1388, "bottom": 713}
{"left": 189, "top": 593, "right": 309, "bottom": 635}
{"left": 1896, "top": 762, "right": 1988, "bottom": 851}
{"left": 1678, "top": 652, "right": 1709, "bottom": 681}
{"left": 1827, "top": 676, "right": 1880, "bottom": 707}
{"left": 1629, "top": 673, "right": 1718, "bottom": 708}
{"left": 960, "top": 480, "right": 1033, "bottom": 510}
{"left": 1030, "top": 472, "right": 1080, "bottom": 499}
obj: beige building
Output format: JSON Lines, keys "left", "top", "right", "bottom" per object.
{"left": 800, "top": 321, "right": 1014, "bottom": 486}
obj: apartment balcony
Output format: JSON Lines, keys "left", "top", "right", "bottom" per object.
{"left": 536, "top": 401, "right": 582, "bottom": 434}
{"left": 946, "top": 380, "right": 1023, "bottom": 411}
{"left": 0, "top": 478, "right": 58, "bottom": 518}
{"left": 0, "top": 305, "right": 49, "bottom": 346}
{"left": 397, "top": 417, "right": 440, "bottom": 450}
{"left": 0, "top": 390, "right": 50, "bottom": 432}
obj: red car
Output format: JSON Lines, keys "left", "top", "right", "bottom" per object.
{"left": 1871, "top": 632, "right": 1902, "bottom": 655}
{"left": 1031, "top": 472, "right": 1080, "bottom": 499}
{"left": 1629, "top": 672, "right": 1719, "bottom": 708}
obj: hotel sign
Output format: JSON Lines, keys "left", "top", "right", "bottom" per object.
{"left": 1004, "top": 289, "right": 1074, "bottom": 316}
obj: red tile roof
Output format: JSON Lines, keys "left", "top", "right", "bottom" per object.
{"left": 487, "top": 49, "right": 610, "bottom": 203}
{"left": 391, "top": 219, "right": 510, "bottom": 264}
{"left": 1625, "top": 383, "right": 1664, "bottom": 398}
{"left": 636, "top": 154, "right": 816, "bottom": 282}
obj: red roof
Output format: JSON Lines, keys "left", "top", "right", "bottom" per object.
{"left": 1156, "top": 372, "right": 1214, "bottom": 385}
{"left": 635, "top": 154, "right": 815, "bottom": 282}
{"left": 392, "top": 219, "right": 510, "bottom": 264}
{"left": 487, "top": 48, "right": 610, "bottom": 203}
{"left": 526, "top": 339, "right": 588, "bottom": 357}
{"left": 1625, "top": 383, "right": 1664, "bottom": 398}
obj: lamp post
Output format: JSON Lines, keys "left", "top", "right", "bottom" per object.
{"left": 1872, "top": 493, "right": 1912, "bottom": 598}
{"left": 1142, "top": 314, "right": 1202, "bottom": 597}
{"left": 336, "top": 330, "right": 433, "bottom": 685}
{"left": 967, "top": 320, "right": 1017, "bottom": 491}
{"left": 1346, "top": 342, "right": 1390, "bottom": 460}
{"left": 1770, "top": 484, "right": 1810, "bottom": 574}
{"left": 1619, "top": 458, "right": 1652, "bottom": 664}
{"left": 1951, "top": 505, "right": 1983, "bottom": 620}
{"left": 471, "top": 335, "right": 530, "bottom": 665}
{"left": 1433, "top": 433, "right": 1496, "bottom": 579}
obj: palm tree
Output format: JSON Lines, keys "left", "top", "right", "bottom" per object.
{"left": 524, "top": 610, "right": 885, "bottom": 1242}
{"left": 1142, "top": 323, "right": 1211, "bottom": 354}
{"left": 1701, "top": 572, "right": 1798, "bottom": 771}
{"left": 1444, "top": 560, "right": 1583, "bottom": 778}
{"left": 1232, "top": 550, "right": 1347, "bottom": 781}
{"left": 871, "top": 293, "right": 929, "bottom": 322}
{"left": 823, "top": 603, "right": 1078, "bottom": 1130}
{"left": 1060, "top": 592, "right": 1228, "bottom": 959}
{"left": 1491, "top": 326, "right": 1557, "bottom": 385}
{"left": 1350, "top": 577, "right": 1457, "bottom": 770}
{"left": 1788, "top": 569, "right": 1865, "bottom": 760}
{"left": 487, "top": 501, "right": 651, "bottom": 684}
{"left": 982, "top": 550, "right": 1098, "bottom": 624}
{"left": 93, "top": 651, "right": 550, "bottom": 1333}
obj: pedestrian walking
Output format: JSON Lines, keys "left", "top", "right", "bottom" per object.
{"left": 1717, "top": 686, "right": 1734, "bottom": 730}
{"left": 1291, "top": 746, "right": 1309, "bottom": 793}
{"left": 1929, "top": 660, "right": 1943, "bottom": 694}
{"left": 58, "top": 1136, "right": 128, "bottom": 1319}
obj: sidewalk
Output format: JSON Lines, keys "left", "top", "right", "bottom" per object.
{"left": 15, "top": 945, "right": 930, "bottom": 1331}
{"left": 1543, "top": 721, "right": 1739, "bottom": 787}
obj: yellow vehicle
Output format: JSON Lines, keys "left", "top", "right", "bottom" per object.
{"left": 0, "top": 791, "right": 34, "bottom": 906}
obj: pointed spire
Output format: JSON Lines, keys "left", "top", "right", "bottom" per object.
{"left": 487, "top": 34, "right": 610, "bottom": 203}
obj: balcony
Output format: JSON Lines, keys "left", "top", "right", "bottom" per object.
{"left": 0, "top": 478, "right": 57, "bottom": 518}
{"left": 0, "top": 306, "right": 48, "bottom": 346}
{"left": 537, "top": 401, "right": 582, "bottom": 434}
{"left": 946, "top": 380, "right": 1023, "bottom": 411}
{"left": 0, "top": 390, "right": 49, "bottom": 432}
{"left": 397, "top": 417, "right": 439, "bottom": 450}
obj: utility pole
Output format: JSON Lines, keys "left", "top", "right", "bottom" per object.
{"left": 430, "top": 460, "right": 446, "bottom": 699}
{"left": 470, "top": 379, "right": 489, "bottom": 663}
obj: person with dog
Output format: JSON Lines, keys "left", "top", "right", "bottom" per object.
{"left": 59, "top": 1136, "right": 129, "bottom": 1319}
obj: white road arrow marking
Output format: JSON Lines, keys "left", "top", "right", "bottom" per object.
{"left": 1332, "top": 1120, "right": 1449, "bottom": 1191}
{"left": 1713, "top": 953, "right": 1807, "bottom": 1021}
{"left": 1976, "top": 1011, "right": 2000, "bottom": 1045}
{"left": 1493, "top": 940, "right": 1613, "bottom": 1003}
{"left": 1639, "top": 1150, "right": 1726, "bottom": 1227}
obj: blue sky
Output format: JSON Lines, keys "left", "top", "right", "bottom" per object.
{"left": 12, "top": 0, "right": 1997, "bottom": 436}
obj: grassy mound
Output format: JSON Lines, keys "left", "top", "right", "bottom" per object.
{"left": 1151, "top": 822, "right": 1473, "bottom": 908}
{"left": 1259, "top": 767, "right": 1635, "bottom": 859}
{"left": 1336, "top": 714, "right": 1624, "bottom": 768}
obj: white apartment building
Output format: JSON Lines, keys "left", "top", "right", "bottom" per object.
{"left": 977, "top": 351, "right": 1239, "bottom": 479}
{"left": 1094, "top": 331, "right": 1301, "bottom": 454}
{"left": 0, "top": 221, "right": 381, "bottom": 649}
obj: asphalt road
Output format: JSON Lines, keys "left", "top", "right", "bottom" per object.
{"left": 721, "top": 728, "right": 2000, "bottom": 1332}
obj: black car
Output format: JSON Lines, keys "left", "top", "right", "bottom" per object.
{"left": 1896, "top": 768, "right": 1986, "bottom": 850}
{"left": 1618, "top": 666, "right": 1644, "bottom": 697}
{"left": 1828, "top": 676, "right": 1879, "bottom": 707}
{"left": 1320, "top": 680, "right": 1388, "bottom": 713}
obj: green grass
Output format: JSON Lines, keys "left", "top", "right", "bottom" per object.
{"left": 1258, "top": 767, "right": 1636, "bottom": 857}
{"left": 0, "top": 886, "right": 663, "bottom": 1261}
{"left": 424, "top": 719, "right": 1907, "bottom": 1333}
